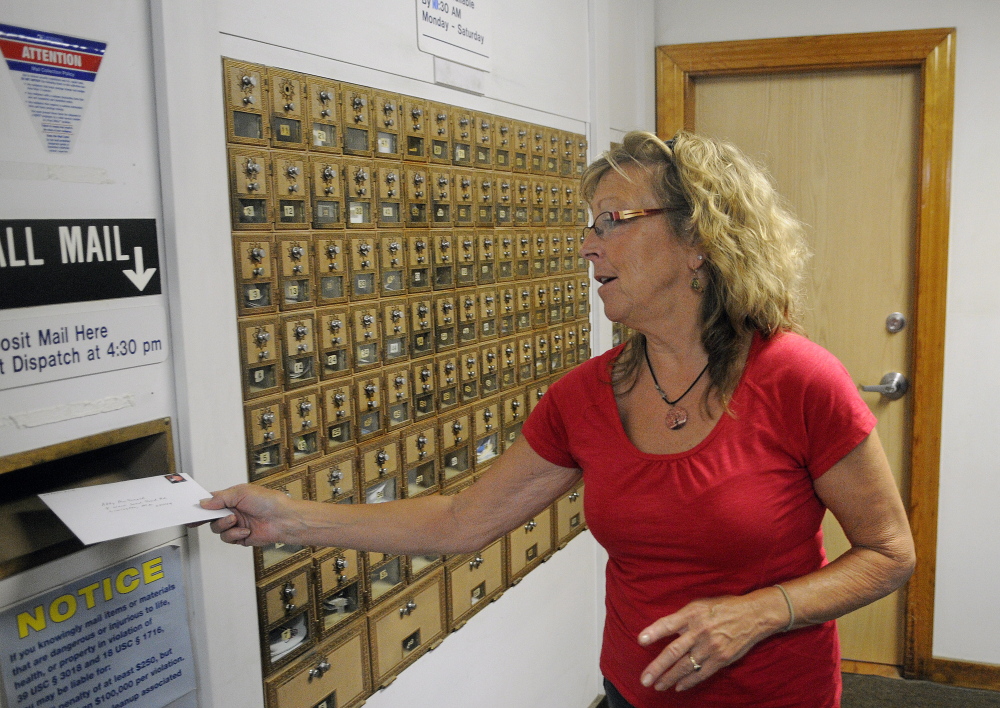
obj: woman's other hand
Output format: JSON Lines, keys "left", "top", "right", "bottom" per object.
{"left": 636, "top": 588, "right": 788, "bottom": 692}
{"left": 200, "top": 483, "right": 299, "bottom": 546}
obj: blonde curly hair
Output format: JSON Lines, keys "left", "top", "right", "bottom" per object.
{"left": 581, "top": 130, "right": 809, "bottom": 406}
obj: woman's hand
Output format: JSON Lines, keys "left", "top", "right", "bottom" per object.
{"left": 636, "top": 589, "right": 787, "bottom": 692}
{"left": 199, "top": 484, "right": 300, "bottom": 546}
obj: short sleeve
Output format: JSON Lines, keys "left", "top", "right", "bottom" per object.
{"left": 797, "top": 344, "right": 878, "bottom": 479}
{"left": 521, "top": 371, "right": 582, "bottom": 470}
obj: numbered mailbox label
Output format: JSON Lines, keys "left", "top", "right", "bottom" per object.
{"left": 0, "top": 303, "right": 169, "bottom": 391}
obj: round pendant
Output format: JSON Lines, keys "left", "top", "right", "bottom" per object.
{"left": 665, "top": 406, "right": 688, "bottom": 430}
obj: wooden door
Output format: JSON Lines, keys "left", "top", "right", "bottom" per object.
{"left": 656, "top": 29, "right": 954, "bottom": 679}
{"left": 694, "top": 68, "right": 918, "bottom": 669}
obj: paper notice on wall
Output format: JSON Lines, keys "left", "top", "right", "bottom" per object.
{"left": 416, "top": 0, "right": 491, "bottom": 71}
{"left": 0, "top": 547, "right": 196, "bottom": 708}
{"left": 0, "top": 23, "right": 107, "bottom": 154}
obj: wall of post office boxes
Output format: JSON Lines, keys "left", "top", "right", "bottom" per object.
{"left": 222, "top": 58, "right": 592, "bottom": 708}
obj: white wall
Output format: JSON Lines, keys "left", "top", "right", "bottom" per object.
{"left": 653, "top": 0, "right": 1000, "bottom": 665}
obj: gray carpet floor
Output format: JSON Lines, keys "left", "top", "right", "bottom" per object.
{"left": 843, "top": 674, "right": 1000, "bottom": 707}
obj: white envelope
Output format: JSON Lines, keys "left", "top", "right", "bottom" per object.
{"left": 39, "top": 473, "right": 230, "bottom": 545}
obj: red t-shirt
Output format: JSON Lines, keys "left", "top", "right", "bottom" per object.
{"left": 522, "top": 332, "right": 877, "bottom": 707}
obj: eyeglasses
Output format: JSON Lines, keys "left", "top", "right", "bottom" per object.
{"left": 582, "top": 208, "right": 668, "bottom": 240}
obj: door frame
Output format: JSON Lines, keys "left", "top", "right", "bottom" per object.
{"left": 656, "top": 29, "right": 957, "bottom": 685}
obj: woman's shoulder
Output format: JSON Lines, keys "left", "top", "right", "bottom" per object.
{"left": 548, "top": 343, "right": 622, "bottom": 397}
{"left": 747, "top": 330, "right": 852, "bottom": 389}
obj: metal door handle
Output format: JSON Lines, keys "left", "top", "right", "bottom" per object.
{"left": 861, "top": 372, "right": 909, "bottom": 400}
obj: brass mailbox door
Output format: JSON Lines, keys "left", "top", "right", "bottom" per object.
{"left": 453, "top": 169, "right": 475, "bottom": 225}
{"left": 458, "top": 346, "right": 481, "bottom": 404}
{"left": 531, "top": 229, "right": 547, "bottom": 277}
{"left": 341, "top": 84, "right": 373, "bottom": 156}
{"left": 562, "top": 231, "right": 578, "bottom": 274}
{"left": 375, "top": 163, "right": 402, "bottom": 226}
{"left": 545, "top": 128, "right": 561, "bottom": 174}
{"left": 317, "top": 580, "right": 364, "bottom": 639}
{"left": 311, "top": 450, "right": 358, "bottom": 503}
{"left": 513, "top": 176, "right": 530, "bottom": 226}
{"left": 556, "top": 484, "right": 586, "bottom": 547}
{"left": 240, "top": 315, "right": 281, "bottom": 399}
{"left": 369, "top": 571, "right": 446, "bottom": 687}
{"left": 246, "top": 395, "right": 286, "bottom": 479}
{"left": 509, "top": 508, "right": 554, "bottom": 582}
{"left": 268, "top": 68, "right": 308, "bottom": 150}
{"left": 307, "top": 78, "right": 341, "bottom": 153}
{"left": 514, "top": 229, "right": 531, "bottom": 278}
{"left": 563, "top": 323, "right": 579, "bottom": 368}
{"left": 472, "top": 398, "right": 500, "bottom": 469}
{"left": 317, "top": 306, "right": 352, "bottom": 379}
{"left": 434, "top": 352, "right": 459, "bottom": 412}
{"left": 479, "top": 341, "right": 500, "bottom": 398}
{"left": 494, "top": 116, "right": 513, "bottom": 171}
{"left": 258, "top": 559, "right": 313, "bottom": 628}
{"left": 473, "top": 112, "right": 493, "bottom": 168}
{"left": 455, "top": 229, "right": 477, "bottom": 287}
{"left": 382, "top": 301, "right": 408, "bottom": 364}
{"left": 561, "top": 177, "right": 576, "bottom": 224}
{"left": 516, "top": 284, "right": 533, "bottom": 332}
{"left": 451, "top": 109, "right": 474, "bottom": 166}
{"left": 372, "top": 90, "right": 402, "bottom": 159}
{"left": 262, "top": 607, "right": 314, "bottom": 675}
{"left": 234, "top": 234, "right": 276, "bottom": 315}
{"left": 476, "top": 231, "right": 496, "bottom": 285}
{"left": 497, "top": 285, "right": 515, "bottom": 337}
{"left": 321, "top": 381, "right": 355, "bottom": 452}
{"left": 411, "top": 358, "right": 436, "bottom": 420}
{"left": 282, "top": 313, "right": 318, "bottom": 389}
{"left": 495, "top": 172, "right": 513, "bottom": 225}
{"left": 527, "top": 378, "right": 551, "bottom": 416}
{"left": 378, "top": 232, "right": 406, "bottom": 297}
{"left": 402, "top": 422, "right": 438, "bottom": 498}
{"left": 229, "top": 147, "right": 271, "bottom": 229}
{"left": 548, "top": 324, "right": 564, "bottom": 375}
{"left": 546, "top": 178, "right": 562, "bottom": 227}
{"left": 359, "top": 434, "right": 400, "bottom": 487}
{"left": 500, "top": 388, "right": 527, "bottom": 451}
{"left": 401, "top": 95, "right": 429, "bottom": 162}
{"left": 516, "top": 334, "right": 534, "bottom": 384}
{"left": 530, "top": 178, "right": 547, "bottom": 226}
{"left": 532, "top": 280, "right": 549, "bottom": 328}
{"left": 547, "top": 231, "right": 563, "bottom": 275}
{"left": 560, "top": 130, "right": 575, "bottom": 177}
{"left": 477, "top": 285, "right": 498, "bottom": 339}
{"left": 499, "top": 338, "right": 517, "bottom": 390}
{"left": 272, "top": 151, "right": 309, "bottom": 228}
{"left": 529, "top": 125, "right": 546, "bottom": 174}
{"left": 548, "top": 278, "right": 564, "bottom": 324}
{"left": 383, "top": 364, "right": 413, "bottom": 431}
{"left": 428, "top": 102, "right": 451, "bottom": 165}
{"left": 430, "top": 229, "right": 454, "bottom": 289}
{"left": 285, "top": 389, "right": 322, "bottom": 466}
{"left": 310, "top": 156, "right": 345, "bottom": 228}
{"left": 457, "top": 290, "right": 478, "bottom": 346}
{"left": 404, "top": 165, "right": 429, "bottom": 226}
{"left": 224, "top": 59, "right": 267, "bottom": 146}
{"left": 432, "top": 292, "right": 457, "bottom": 352}
{"left": 447, "top": 538, "right": 505, "bottom": 630}
{"left": 348, "top": 234, "right": 379, "bottom": 300}
{"left": 532, "top": 331, "right": 549, "bottom": 379}
{"left": 366, "top": 555, "right": 405, "bottom": 606}
{"left": 561, "top": 275, "right": 577, "bottom": 321}
{"left": 512, "top": 122, "right": 531, "bottom": 173}
{"left": 276, "top": 234, "right": 313, "bottom": 310}
{"left": 266, "top": 621, "right": 370, "bottom": 708}
{"left": 405, "top": 231, "right": 431, "bottom": 291}
{"left": 315, "top": 235, "right": 348, "bottom": 305}
{"left": 407, "top": 295, "right": 434, "bottom": 359}
{"left": 355, "top": 373, "right": 385, "bottom": 442}
{"left": 439, "top": 408, "right": 472, "bottom": 486}
{"left": 496, "top": 230, "right": 515, "bottom": 282}
{"left": 343, "top": 158, "right": 375, "bottom": 228}
{"left": 430, "top": 167, "right": 452, "bottom": 226}
{"left": 475, "top": 172, "right": 494, "bottom": 226}
{"left": 575, "top": 133, "right": 588, "bottom": 177}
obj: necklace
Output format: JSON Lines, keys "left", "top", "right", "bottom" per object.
{"left": 643, "top": 344, "right": 710, "bottom": 431}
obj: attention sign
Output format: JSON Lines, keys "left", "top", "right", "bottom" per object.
{"left": 0, "top": 24, "right": 107, "bottom": 154}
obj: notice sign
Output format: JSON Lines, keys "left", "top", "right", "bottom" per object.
{"left": 0, "top": 220, "right": 161, "bottom": 310}
{"left": 0, "top": 303, "right": 169, "bottom": 391}
{"left": 0, "top": 547, "right": 196, "bottom": 708}
{"left": 416, "top": 0, "right": 491, "bottom": 71}
{"left": 0, "top": 24, "right": 107, "bottom": 154}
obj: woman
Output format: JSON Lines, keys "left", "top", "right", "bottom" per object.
{"left": 203, "top": 131, "right": 915, "bottom": 707}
